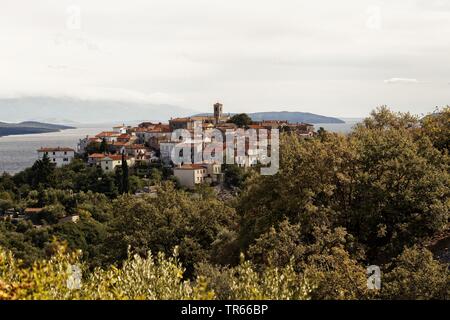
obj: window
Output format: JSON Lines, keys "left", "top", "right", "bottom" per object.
{"left": 53, "top": 158, "right": 56, "bottom": 162}
{"left": 63, "top": 158, "right": 69, "bottom": 162}
{"left": 52, "top": 152, "right": 55, "bottom": 155}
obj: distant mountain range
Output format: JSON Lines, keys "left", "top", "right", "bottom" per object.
{"left": 0, "top": 97, "right": 197, "bottom": 123}
{"left": 0, "top": 96, "right": 345, "bottom": 126}
{"left": 0, "top": 121, "right": 74, "bottom": 137}
{"left": 194, "top": 111, "right": 345, "bottom": 124}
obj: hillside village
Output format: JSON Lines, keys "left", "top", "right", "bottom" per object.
{"left": 1, "top": 106, "right": 448, "bottom": 300}
{"left": 37, "top": 103, "right": 316, "bottom": 189}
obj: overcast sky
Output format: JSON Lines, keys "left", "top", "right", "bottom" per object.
{"left": 1, "top": 0, "right": 450, "bottom": 117}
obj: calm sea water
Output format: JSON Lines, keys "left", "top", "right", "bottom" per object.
{"left": 0, "top": 125, "right": 111, "bottom": 174}
{"left": 316, "top": 119, "right": 361, "bottom": 133}
{"left": 0, "top": 120, "right": 360, "bottom": 175}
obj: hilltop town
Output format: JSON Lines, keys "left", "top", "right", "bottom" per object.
{"left": 1, "top": 106, "right": 449, "bottom": 301}
{"left": 38, "top": 103, "right": 315, "bottom": 189}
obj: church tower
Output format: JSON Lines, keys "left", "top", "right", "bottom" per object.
{"left": 213, "top": 102, "right": 223, "bottom": 124}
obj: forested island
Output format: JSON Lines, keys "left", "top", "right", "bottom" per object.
{"left": 0, "top": 121, "right": 75, "bottom": 137}
{"left": 194, "top": 111, "right": 345, "bottom": 124}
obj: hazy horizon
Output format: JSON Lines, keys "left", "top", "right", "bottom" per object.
{"left": 0, "top": 98, "right": 365, "bottom": 125}
{"left": 2, "top": 1, "right": 450, "bottom": 120}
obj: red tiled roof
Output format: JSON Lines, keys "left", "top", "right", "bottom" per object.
{"left": 248, "top": 125, "right": 266, "bottom": 129}
{"left": 147, "top": 128, "right": 171, "bottom": 133}
{"left": 88, "top": 153, "right": 107, "bottom": 158}
{"left": 101, "top": 155, "right": 127, "bottom": 161}
{"left": 24, "top": 208, "right": 44, "bottom": 214}
{"left": 174, "top": 164, "right": 207, "bottom": 170}
{"left": 89, "top": 153, "right": 130, "bottom": 161}
{"left": 170, "top": 117, "right": 191, "bottom": 122}
{"left": 95, "top": 131, "right": 120, "bottom": 138}
{"left": 125, "top": 144, "right": 146, "bottom": 149}
{"left": 134, "top": 124, "right": 171, "bottom": 133}
{"left": 112, "top": 141, "right": 128, "bottom": 146}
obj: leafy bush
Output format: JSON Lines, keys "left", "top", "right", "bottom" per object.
{"left": 0, "top": 245, "right": 312, "bottom": 300}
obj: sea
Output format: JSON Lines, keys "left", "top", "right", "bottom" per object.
{"left": 0, "top": 120, "right": 361, "bottom": 175}
{"left": 0, "top": 124, "right": 112, "bottom": 175}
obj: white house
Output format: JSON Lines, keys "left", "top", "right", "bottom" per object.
{"left": 173, "top": 163, "right": 222, "bottom": 188}
{"left": 95, "top": 131, "right": 121, "bottom": 144}
{"left": 99, "top": 154, "right": 134, "bottom": 173}
{"left": 112, "top": 125, "right": 128, "bottom": 134}
{"left": 120, "top": 144, "right": 148, "bottom": 158}
{"left": 87, "top": 153, "right": 107, "bottom": 166}
{"left": 160, "top": 139, "right": 205, "bottom": 165}
{"left": 37, "top": 147, "right": 75, "bottom": 167}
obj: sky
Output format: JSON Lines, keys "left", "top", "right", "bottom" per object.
{"left": 1, "top": 0, "right": 450, "bottom": 118}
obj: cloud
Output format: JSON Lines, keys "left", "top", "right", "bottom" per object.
{"left": 0, "top": 87, "right": 183, "bottom": 105}
{"left": 47, "top": 64, "right": 69, "bottom": 70}
{"left": 1, "top": 0, "right": 450, "bottom": 117}
{"left": 384, "top": 78, "right": 420, "bottom": 84}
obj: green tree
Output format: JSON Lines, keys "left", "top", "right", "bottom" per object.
{"left": 224, "top": 164, "right": 249, "bottom": 189}
{"left": 316, "top": 127, "right": 328, "bottom": 142}
{"left": 38, "top": 204, "right": 66, "bottom": 224}
{"left": 105, "top": 182, "right": 237, "bottom": 274}
{"left": 247, "top": 221, "right": 370, "bottom": 300}
{"left": 227, "top": 113, "right": 252, "bottom": 128}
{"left": 150, "top": 168, "right": 163, "bottom": 185}
{"left": 121, "top": 153, "right": 129, "bottom": 194}
{"left": 0, "top": 244, "right": 312, "bottom": 300}
{"left": 115, "top": 167, "right": 123, "bottom": 194}
{"left": 99, "top": 138, "right": 108, "bottom": 153}
{"left": 382, "top": 247, "right": 449, "bottom": 299}
{"left": 360, "top": 105, "right": 418, "bottom": 130}
{"left": 128, "top": 175, "right": 144, "bottom": 194}
{"left": 30, "top": 154, "right": 54, "bottom": 188}
{"left": 237, "top": 107, "right": 450, "bottom": 261}
{"left": 421, "top": 106, "right": 450, "bottom": 152}
{"left": 0, "top": 192, "right": 14, "bottom": 212}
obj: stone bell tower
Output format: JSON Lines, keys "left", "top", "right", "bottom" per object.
{"left": 213, "top": 102, "right": 223, "bottom": 124}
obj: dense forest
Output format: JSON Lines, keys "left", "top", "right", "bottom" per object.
{"left": 0, "top": 106, "right": 449, "bottom": 300}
